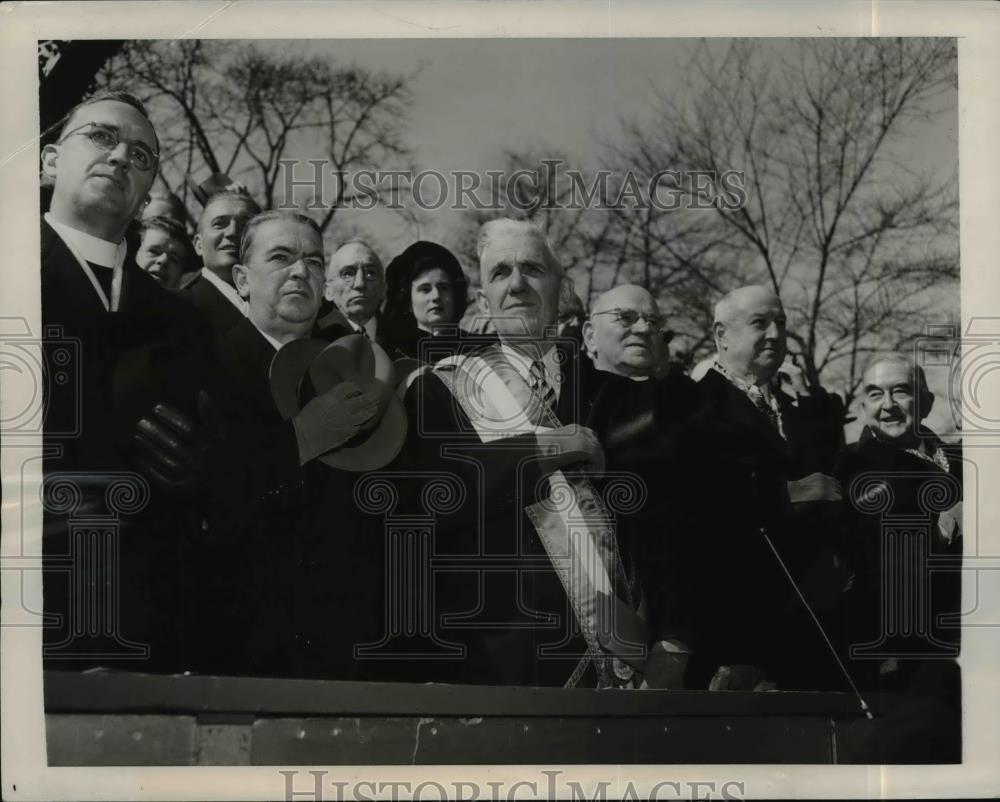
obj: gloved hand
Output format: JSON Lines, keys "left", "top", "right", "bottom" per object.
{"left": 292, "top": 380, "right": 380, "bottom": 465}
{"left": 132, "top": 399, "right": 213, "bottom": 497}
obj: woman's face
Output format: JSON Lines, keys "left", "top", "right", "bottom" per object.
{"left": 410, "top": 266, "right": 454, "bottom": 329}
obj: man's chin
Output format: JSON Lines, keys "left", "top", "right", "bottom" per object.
{"left": 278, "top": 300, "right": 319, "bottom": 320}
{"left": 874, "top": 422, "right": 911, "bottom": 441}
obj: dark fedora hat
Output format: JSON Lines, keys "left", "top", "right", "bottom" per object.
{"left": 269, "top": 334, "right": 407, "bottom": 471}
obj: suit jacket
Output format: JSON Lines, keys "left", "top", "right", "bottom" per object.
{"left": 196, "top": 316, "right": 383, "bottom": 680}
{"left": 40, "top": 217, "right": 209, "bottom": 673}
{"left": 315, "top": 304, "right": 392, "bottom": 351}
{"left": 185, "top": 271, "right": 246, "bottom": 335}
{"left": 582, "top": 368, "right": 702, "bottom": 644}
{"left": 663, "top": 368, "right": 845, "bottom": 689}
{"left": 395, "top": 340, "right": 614, "bottom": 687}
{"left": 833, "top": 427, "right": 962, "bottom": 692}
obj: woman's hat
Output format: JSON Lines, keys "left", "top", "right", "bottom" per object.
{"left": 269, "top": 334, "right": 407, "bottom": 471}
{"left": 384, "top": 240, "right": 469, "bottom": 324}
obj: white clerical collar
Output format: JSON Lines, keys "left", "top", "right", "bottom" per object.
{"left": 500, "top": 342, "right": 562, "bottom": 401}
{"left": 201, "top": 267, "right": 249, "bottom": 316}
{"left": 44, "top": 212, "right": 124, "bottom": 267}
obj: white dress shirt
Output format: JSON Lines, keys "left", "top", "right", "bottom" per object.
{"left": 347, "top": 315, "right": 378, "bottom": 340}
{"left": 201, "top": 267, "right": 249, "bottom": 316}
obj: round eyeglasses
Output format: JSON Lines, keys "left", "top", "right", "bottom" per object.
{"left": 590, "top": 307, "right": 666, "bottom": 330}
{"left": 58, "top": 122, "right": 159, "bottom": 172}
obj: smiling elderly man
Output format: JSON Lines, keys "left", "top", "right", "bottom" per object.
{"left": 834, "top": 355, "right": 962, "bottom": 688}
{"left": 397, "top": 218, "right": 646, "bottom": 688}
{"left": 832, "top": 353, "right": 962, "bottom": 762}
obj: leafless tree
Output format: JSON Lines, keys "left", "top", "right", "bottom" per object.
{"left": 97, "top": 40, "right": 415, "bottom": 232}
{"left": 607, "top": 38, "right": 958, "bottom": 400}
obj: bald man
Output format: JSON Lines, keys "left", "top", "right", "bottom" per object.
{"left": 583, "top": 284, "right": 664, "bottom": 378}
{"left": 659, "top": 285, "right": 849, "bottom": 692}
{"left": 581, "top": 285, "right": 702, "bottom": 688}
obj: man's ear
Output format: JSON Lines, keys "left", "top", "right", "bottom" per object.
{"left": 713, "top": 321, "right": 727, "bottom": 351}
{"left": 41, "top": 144, "right": 60, "bottom": 180}
{"left": 322, "top": 279, "right": 334, "bottom": 303}
{"left": 581, "top": 320, "right": 596, "bottom": 358}
{"left": 232, "top": 264, "right": 250, "bottom": 299}
{"left": 193, "top": 232, "right": 204, "bottom": 259}
{"left": 476, "top": 288, "right": 491, "bottom": 317}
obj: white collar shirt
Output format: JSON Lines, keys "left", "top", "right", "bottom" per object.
{"left": 201, "top": 267, "right": 249, "bottom": 316}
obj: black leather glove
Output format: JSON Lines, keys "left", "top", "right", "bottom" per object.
{"left": 131, "top": 396, "right": 215, "bottom": 497}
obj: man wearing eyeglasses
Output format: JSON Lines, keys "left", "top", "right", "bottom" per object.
{"left": 39, "top": 92, "right": 212, "bottom": 673}
{"left": 583, "top": 284, "right": 667, "bottom": 379}
{"left": 580, "top": 285, "right": 701, "bottom": 689}
{"left": 319, "top": 240, "right": 388, "bottom": 345}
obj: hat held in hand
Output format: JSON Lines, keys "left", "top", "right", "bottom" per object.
{"left": 269, "top": 334, "right": 407, "bottom": 471}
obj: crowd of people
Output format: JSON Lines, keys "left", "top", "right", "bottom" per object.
{"left": 38, "top": 92, "right": 962, "bottom": 754}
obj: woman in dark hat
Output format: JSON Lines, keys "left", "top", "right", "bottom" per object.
{"left": 382, "top": 240, "right": 470, "bottom": 361}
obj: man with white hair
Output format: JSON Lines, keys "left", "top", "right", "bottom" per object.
{"left": 834, "top": 355, "right": 962, "bottom": 680}
{"left": 832, "top": 353, "right": 962, "bottom": 761}
{"left": 320, "top": 239, "right": 388, "bottom": 343}
{"left": 398, "top": 218, "right": 645, "bottom": 688}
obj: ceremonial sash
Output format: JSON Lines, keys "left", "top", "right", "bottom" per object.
{"left": 435, "top": 348, "right": 645, "bottom": 688}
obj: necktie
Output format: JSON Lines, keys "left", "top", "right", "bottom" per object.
{"left": 747, "top": 384, "right": 780, "bottom": 432}
{"left": 528, "top": 360, "right": 557, "bottom": 415}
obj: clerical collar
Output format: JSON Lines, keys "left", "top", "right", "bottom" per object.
{"left": 201, "top": 267, "right": 249, "bottom": 316}
{"left": 44, "top": 212, "right": 124, "bottom": 267}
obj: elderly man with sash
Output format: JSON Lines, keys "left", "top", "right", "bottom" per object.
{"left": 400, "top": 218, "right": 646, "bottom": 688}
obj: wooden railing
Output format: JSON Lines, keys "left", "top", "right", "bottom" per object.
{"left": 43, "top": 671, "right": 879, "bottom": 765}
